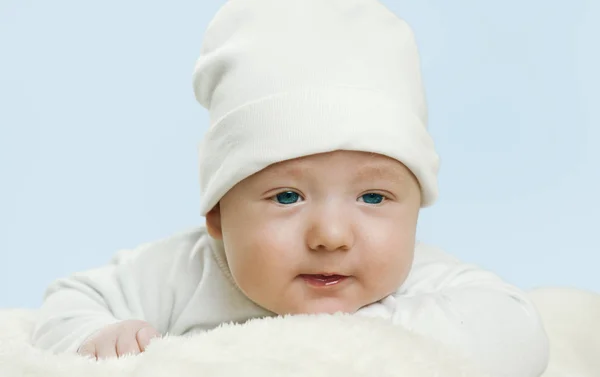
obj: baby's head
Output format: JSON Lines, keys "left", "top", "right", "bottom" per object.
{"left": 193, "top": 0, "right": 439, "bottom": 314}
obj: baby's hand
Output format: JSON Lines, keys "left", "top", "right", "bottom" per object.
{"left": 77, "top": 320, "right": 161, "bottom": 360}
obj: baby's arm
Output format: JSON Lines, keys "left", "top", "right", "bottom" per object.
{"left": 32, "top": 231, "right": 202, "bottom": 356}
{"left": 360, "top": 244, "right": 549, "bottom": 377}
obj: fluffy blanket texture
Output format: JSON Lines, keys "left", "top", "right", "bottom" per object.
{"left": 528, "top": 288, "right": 600, "bottom": 377}
{"left": 0, "top": 288, "right": 598, "bottom": 377}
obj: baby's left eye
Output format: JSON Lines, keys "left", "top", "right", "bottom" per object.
{"left": 359, "top": 193, "right": 385, "bottom": 204}
{"left": 274, "top": 191, "right": 302, "bottom": 205}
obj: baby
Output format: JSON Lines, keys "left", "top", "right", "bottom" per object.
{"left": 32, "top": 0, "right": 549, "bottom": 376}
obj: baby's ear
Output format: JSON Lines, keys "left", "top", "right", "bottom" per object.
{"left": 205, "top": 203, "right": 223, "bottom": 240}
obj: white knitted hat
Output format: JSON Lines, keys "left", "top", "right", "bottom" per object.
{"left": 193, "top": 0, "right": 440, "bottom": 215}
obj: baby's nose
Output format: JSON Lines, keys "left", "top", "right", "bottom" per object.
{"left": 306, "top": 206, "right": 354, "bottom": 252}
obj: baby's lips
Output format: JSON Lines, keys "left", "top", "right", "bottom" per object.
{"left": 302, "top": 271, "right": 349, "bottom": 277}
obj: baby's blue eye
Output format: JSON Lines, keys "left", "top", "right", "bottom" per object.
{"left": 275, "top": 191, "right": 301, "bottom": 205}
{"left": 361, "top": 193, "right": 384, "bottom": 204}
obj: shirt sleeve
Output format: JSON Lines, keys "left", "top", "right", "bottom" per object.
{"left": 357, "top": 243, "right": 549, "bottom": 377}
{"left": 31, "top": 229, "right": 204, "bottom": 354}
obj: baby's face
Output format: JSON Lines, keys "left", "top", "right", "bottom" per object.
{"left": 206, "top": 150, "right": 421, "bottom": 315}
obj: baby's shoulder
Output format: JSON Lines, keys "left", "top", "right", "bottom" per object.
{"left": 108, "top": 225, "right": 213, "bottom": 269}
{"left": 396, "top": 242, "right": 469, "bottom": 295}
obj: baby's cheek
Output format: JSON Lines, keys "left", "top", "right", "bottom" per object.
{"left": 365, "top": 248, "right": 413, "bottom": 291}
{"left": 229, "top": 242, "right": 286, "bottom": 291}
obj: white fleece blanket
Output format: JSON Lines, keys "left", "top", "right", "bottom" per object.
{"left": 528, "top": 288, "right": 600, "bottom": 377}
{"left": 0, "top": 288, "right": 598, "bottom": 377}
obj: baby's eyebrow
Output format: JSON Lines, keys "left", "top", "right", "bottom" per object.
{"left": 264, "top": 165, "right": 307, "bottom": 180}
{"left": 266, "top": 161, "right": 410, "bottom": 186}
{"left": 353, "top": 164, "right": 411, "bottom": 186}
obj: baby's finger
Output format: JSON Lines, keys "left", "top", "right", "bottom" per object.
{"left": 116, "top": 334, "right": 141, "bottom": 357}
{"left": 94, "top": 338, "right": 118, "bottom": 359}
{"left": 136, "top": 326, "right": 160, "bottom": 352}
{"left": 77, "top": 341, "right": 97, "bottom": 360}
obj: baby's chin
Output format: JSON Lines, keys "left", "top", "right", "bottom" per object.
{"left": 279, "top": 298, "right": 362, "bottom": 316}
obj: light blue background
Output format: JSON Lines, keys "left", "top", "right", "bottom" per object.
{"left": 1, "top": 0, "right": 598, "bottom": 308}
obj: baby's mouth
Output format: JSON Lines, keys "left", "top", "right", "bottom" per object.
{"left": 299, "top": 274, "right": 348, "bottom": 287}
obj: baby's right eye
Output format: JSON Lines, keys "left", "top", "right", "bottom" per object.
{"left": 273, "top": 191, "right": 302, "bottom": 205}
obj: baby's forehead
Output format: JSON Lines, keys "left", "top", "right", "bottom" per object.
{"left": 259, "top": 151, "right": 413, "bottom": 181}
